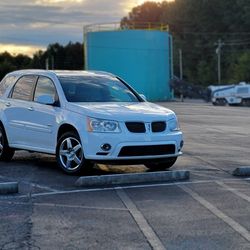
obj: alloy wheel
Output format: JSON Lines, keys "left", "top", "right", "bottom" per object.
{"left": 59, "top": 137, "right": 83, "bottom": 171}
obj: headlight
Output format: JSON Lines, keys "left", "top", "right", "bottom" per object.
{"left": 87, "top": 117, "right": 121, "bottom": 133}
{"left": 168, "top": 118, "right": 180, "bottom": 132}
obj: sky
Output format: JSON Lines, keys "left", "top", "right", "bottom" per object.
{"left": 0, "top": 0, "right": 164, "bottom": 56}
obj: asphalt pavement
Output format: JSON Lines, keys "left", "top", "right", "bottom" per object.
{"left": 0, "top": 101, "right": 250, "bottom": 250}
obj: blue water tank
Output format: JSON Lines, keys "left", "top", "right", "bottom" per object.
{"left": 85, "top": 29, "right": 172, "bottom": 101}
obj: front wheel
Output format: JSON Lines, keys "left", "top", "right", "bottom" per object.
{"left": 213, "top": 98, "right": 227, "bottom": 106}
{"left": 0, "top": 126, "right": 15, "bottom": 161}
{"left": 56, "top": 131, "right": 93, "bottom": 174}
{"left": 145, "top": 157, "right": 177, "bottom": 171}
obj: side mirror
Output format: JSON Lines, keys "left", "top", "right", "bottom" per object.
{"left": 139, "top": 94, "right": 147, "bottom": 101}
{"left": 36, "top": 95, "right": 55, "bottom": 105}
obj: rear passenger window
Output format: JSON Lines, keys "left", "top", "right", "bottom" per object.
{"left": 11, "top": 76, "right": 37, "bottom": 101}
{"left": 0, "top": 76, "right": 17, "bottom": 96}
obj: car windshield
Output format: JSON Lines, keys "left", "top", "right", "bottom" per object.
{"left": 58, "top": 75, "right": 141, "bottom": 103}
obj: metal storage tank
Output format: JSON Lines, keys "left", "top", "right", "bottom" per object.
{"left": 84, "top": 24, "right": 173, "bottom": 101}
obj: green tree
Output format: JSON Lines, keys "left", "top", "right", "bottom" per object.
{"left": 121, "top": 0, "right": 250, "bottom": 86}
{"left": 0, "top": 52, "right": 31, "bottom": 80}
{"left": 0, "top": 59, "right": 16, "bottom": 80}
{"left": 32, "top": 42, "right": 84, "bottom": 70}
{"left": 121, "top": 2, "right": 163, "bottom": 29}
{"left": 229, "top": 52, "right": 250, "bottom": 82}
{"left": 0, "top": 42, "right": 84, "bottom": 81}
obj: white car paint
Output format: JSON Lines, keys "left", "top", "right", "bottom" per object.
{"left": 0, "top": 70, "right": 183, "bottom": 172}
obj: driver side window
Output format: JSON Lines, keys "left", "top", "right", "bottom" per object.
{"left": 34, "top": 76, "right": 57, "bottom": 103}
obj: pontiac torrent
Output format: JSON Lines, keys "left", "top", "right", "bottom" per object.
{"left": 0, "top": 70, "right": 183, "bottom": 174}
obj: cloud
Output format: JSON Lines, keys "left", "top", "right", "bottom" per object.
{"left": 36, "top": 0, "right": 83, "bottom": 4}
{"left": 0, "top": 0, "right": 146, "bottom": 54}
{"left": 0, "top": 43, "right": 45, "bottom": 56}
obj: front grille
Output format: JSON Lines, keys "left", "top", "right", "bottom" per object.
{"left": 125, "top": 122, "right": 145, "bottom": 133}
{"left": 118, "top": 145, "right": 175, "bottom": 157}
{"left": 152, "top": 121, "right": 166, "bottom": 132}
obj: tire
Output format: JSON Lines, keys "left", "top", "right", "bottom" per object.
{"left": 56, "top": 131, "right": 93, "bottom": 174}
{"left": 241, "top": 99, "right": 250, "bottom": 107}
{"left": 145, "top": 157, "right": 177, "bottom": 171}
{"left": 213, "top": 98, "right": 227, "bottom": 106}
{"left": 0, "top": 126, "right": 15, "bottom": 161}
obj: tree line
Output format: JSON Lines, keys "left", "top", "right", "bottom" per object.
{"left": 122, "top": 0, "right": 250, "bottom": 86}
{"left": 0, "top": 42, "right": 84, "bottom": 81}
{"left": 1, "top": 0, "right": 250, "bottom": 86}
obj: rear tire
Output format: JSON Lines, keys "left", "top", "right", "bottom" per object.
{"left": 145, "top": 157, "right": 177, "bottom": 171}
{"left": 241, "top": 99, "right": 250, "bottom": 107}
{"left": 56, "top": 131, "right": 93, "bottom": 175}
{"left": 0, "top": 126, "right": 15, "bottom": 161}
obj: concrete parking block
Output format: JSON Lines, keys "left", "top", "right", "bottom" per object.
{"left": 75, "top": 170, "right": 190, "bottom": 187}
{"left": 0, "top": 182, "right": 19, "bottom": 194}
{"left": 233, "top": 167, "right": 250, "bottom": 177}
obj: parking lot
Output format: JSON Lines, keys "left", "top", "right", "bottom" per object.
{"left": 0, "top": 102, "right": 250, "bottom": 250}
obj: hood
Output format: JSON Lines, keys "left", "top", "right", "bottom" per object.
{"left": 66, "top": 102, "right": 175, "bottom": 122}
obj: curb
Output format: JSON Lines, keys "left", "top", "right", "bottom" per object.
{"left": 232, "top": 167, "right": 250, "bottom": 177}
{"left": 75, "top": 170, "right": 190, "bottom": 187}
{"left": 0, "top": 182, "right": 19, "bottom": 194}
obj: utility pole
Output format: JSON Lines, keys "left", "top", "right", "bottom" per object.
{"left": 45, "top": 58, "right": 49, "bottom": 70}
{"left": 51, "top": 56, "right": 54, "bottom": 70}
{"left": 178, "top": 48, "right": 184, "bottom": 102}
{"left": 215, "top": 39, "right": 224, "bottom": 84}
{"left": 179, "top": 48, "right": 183, "bottom": 80}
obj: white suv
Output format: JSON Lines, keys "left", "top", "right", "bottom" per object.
{"left": 0, "top": 70, "right": 183, "bottom": 174}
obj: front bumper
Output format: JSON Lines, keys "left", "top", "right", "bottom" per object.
{"left": 81, "top": 130, "right": 183, "bottom": 161}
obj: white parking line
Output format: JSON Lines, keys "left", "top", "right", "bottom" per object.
{"left": 28, "top": 183, "right": 59, "bottom": 192}
{"left": 0, "top": 175, "right": 59, "bottom": 193}
{"left": 0, "top": 200, "right": 128, "bottom": 211}
{"left": 116, "top": 187, "right": 166, "bottom": 250}
{"left": 216, "top": 181, "right": 250, "bottom": 203}
{"left": 36, "top": 202, "right": 127, "bottom": 211}
{"left": 20, "top": 181, "right": 60, "bottom": 192}
{"left": 191, "top": 172, "right": 226, "bottom": 179}
{"left": 9, "top": 177, "right": 250, "bottom": 199}
{"left": 15, "top": 179, "right": 226, "bottom": 199}
{"left": 179, "top": 185, "right": 250, "bottom": 242}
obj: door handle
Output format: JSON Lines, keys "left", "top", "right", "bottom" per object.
{"left": 28, "top": 107, "right": 34, "bottom": 111}
{"left": 5, "top": 102, "right": 11, "bottom": 107}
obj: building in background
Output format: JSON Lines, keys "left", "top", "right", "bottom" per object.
{"left": 84, "top": 23, "right": 173, "bottom": 101}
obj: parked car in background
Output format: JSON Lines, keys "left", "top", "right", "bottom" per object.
{"left": 0, "top": 70, "right": 183, "bottom": 174}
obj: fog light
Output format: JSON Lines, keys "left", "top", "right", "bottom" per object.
{"left": 101, "top": 143, "right": 111, "bottom": 151}
{"left": 180, "top": 140, "right": 184, "bottom": 148}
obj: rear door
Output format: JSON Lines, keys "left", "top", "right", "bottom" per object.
{"left": 4, "top": 75, "right": 37, "bottom": 146}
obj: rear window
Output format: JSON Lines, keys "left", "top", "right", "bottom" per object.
{"left": 58, "top": 75, "right": 140, "bottom": 103}
{"left": 0, "top": 76, "right": 17, "bottom": 96}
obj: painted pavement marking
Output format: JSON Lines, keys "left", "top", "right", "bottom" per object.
{"left": 179, "top": 184, "right": 250, "bottom": 242}
{"left": 216, "top": 181, "right": 250, "bottom": 203}
{"left": 116, "top": 187, "right": 166, "bottom": 250}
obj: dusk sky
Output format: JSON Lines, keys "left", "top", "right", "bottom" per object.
{"left": 0, "top": 0, "right": 164, "bottom": 56}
